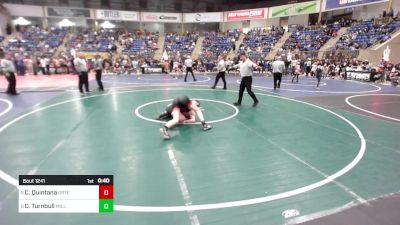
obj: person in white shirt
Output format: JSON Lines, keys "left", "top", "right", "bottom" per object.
{"left": 0, "top": 53, "right": 18, "bottom": 95}
{"left": 93, "top": 54, "right": 104, "bottom": 91}
{"left": 272, "top": 56, "right": 285, "bottom": 90}
{"left": 292, "top": 60, "right": 301, "bottom": 83}
{"left": 184, "top": 56, "right": 196, "bottom": 82}
{"left": 232, "top": 53, "right": 260, "bottom": 107}
{"left": 131, "top": 58, "right": 139, "bottom": 74}
{"left": 305, "top": 58, "right": 312, "bottom": 76}
{"left": 73, "top": 53, "right": 90, "bottom": 94}
{"left": 211, "top": 55, "right": 227, "bottom": 89}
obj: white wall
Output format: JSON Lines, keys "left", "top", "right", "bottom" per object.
{"left": 0, "top": 13, "right": 8, "bottom": 36}
{"left": 165, "top": 23, "right": 181, "bottom": 34}
{"left": 250, "top": 19, "right": 267, "bottom": 28}
{"left": 48, "top": 18, "right": 88, "bottom": 27}
{"left": 142, "top": 22, "right": 165, "bottom": 34}
{"left": 3, "top": 3, "right": 44, "bottom": 17}
{"left": 223, "top": 21, "right": 242, "bottom": 30}
{"left": 268, "top": 17, "right": 280, "bottom": 26}
{"left": 352, "top": 2, "right": 387, "bottom": 20}
{"left": 288, "top": 14, "right": 309, "bottom": 26}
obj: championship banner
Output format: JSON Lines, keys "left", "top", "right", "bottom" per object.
{"left": 226, "top": 8, "right": 267, "bottom": 21}
{"left": 96, "top": 10, "right": 138, "bottom": 21}
{"left": 325, "top": 0, "right": 388, "bottom": 10}
{"left": 269, "top": 1, "right": 319, "bottom": 18}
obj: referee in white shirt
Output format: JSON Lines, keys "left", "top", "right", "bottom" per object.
{"left": 93, "top": 54, "right": 104, "bottom": 91}
{"left": 211, "top": 55, "right": 227, "bottom": 89}
{"left": 0, "top": 53, "right": 18, "bottom": 95}
{"left": 184, "top": 56, "right": 196, "bottom": 82}
{"left": 272, "top": 56, "right": 285, "bottom": 90}
{"left": 233, "top": 53, "right": 259, "bottom": 107}
{"left": 73, "top": 53, "right": 90, "bottom": 94}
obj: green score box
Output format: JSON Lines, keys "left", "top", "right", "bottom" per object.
{"left": 99, "top": 199, "right": 114, "bottom": 213}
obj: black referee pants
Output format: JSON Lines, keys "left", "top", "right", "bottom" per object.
{"left": 212, "top": 71, "right": 227, "bottom": 89}
{"left": 237, "top": 76, "right": 258, "bottom": 104}
{"left": 6, "top": 72, "right": 17, "bottom": 95}
{"left": 78, "top": 71, "right": 89, "bottom": 93}
{"left": 273, "top": 72, "right": 282, "bottom": 89}
{"left": 184, "top": 67, "right": 196, "bottom": 82}
{"left": 95, "top": 69, "right": 104, "bottom": 90}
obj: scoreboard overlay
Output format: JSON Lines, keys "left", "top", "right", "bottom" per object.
{"left": 18, "top": 175, "right": 113, "bottom": 213}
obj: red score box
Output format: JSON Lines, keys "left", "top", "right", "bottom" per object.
{"left": 99, "top": 185, "right": 114, "bottom": 199}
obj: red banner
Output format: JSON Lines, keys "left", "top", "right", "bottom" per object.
{"left": 226, "top": 8, "right": 266, "bottom": 21}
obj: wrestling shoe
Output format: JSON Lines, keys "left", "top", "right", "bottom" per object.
{"left": 202, "top": 123, "right": 212, "bottom": 131}
{"left": 159, "top": 127, "right": 171, "bottom": 140}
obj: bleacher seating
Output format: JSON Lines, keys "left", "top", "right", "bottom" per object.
{"left": 120, "top": 31, "right": 159, "bottom": 59}
{"left": 164, "top": 32, "right": 198, "bottom": 58}
{"left": 239, "top": 27, "right": 284, "bottom": 60}
{"left": 4, "top": 27, "right": 68, "bottom": 58}
{"left": 336, "top": 18, "right": 400, "bottom": 50}
{"left": 69, "top": 28, "right": 118, "bottom": 52}
{"left": 201, "top": 31, "right": 234, "bottom": 61}
{"left": 284, "top": 24, "right": 340, "bottom": 52}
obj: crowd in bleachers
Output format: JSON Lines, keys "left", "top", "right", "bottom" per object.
{"left": 239, "top": 26, "right": 284, "bottom": 60}
{"left": 284, "top": 23, "right": 341, "bottom": 52}
{"left": 4, "top": 26, "right": 68, "bottom": 58}
{"left": 68, "top": 28, "right": 118, "bottom": 53}
{"left": 201, "top": 31, "right": 235, "bottom": 61}
{"left": 120, "top": 30, "right": 159, "bottom": 60}
{"left": 336, "top": 17, "right": 400, "bottom": 50}
{"left": 164, "top": 32, "right": 198, "bottom": 59}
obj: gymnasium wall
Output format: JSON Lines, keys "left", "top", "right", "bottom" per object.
{"left": 288, "top": 14, "right": 309, "bottom": 26}
{"left": 0, "top": 12, "right": 7, "bottom": 35}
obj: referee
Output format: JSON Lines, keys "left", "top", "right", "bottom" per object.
{"left": 211, "top": 55, "right": 227, "bottom": 89}
{"left": 272, "top": 56, "right": 285, "bottom": 90}
{"left": 73, "top": 53, "right": 90, "bottom": 94}
{"left": 184, "top": 56, "right": 196, "bottom": 82}
{"left": 0, "top": 53, "right": 18, "bottom": 95}
{"left": 93, "top": 54, "right": 104, "bottom": 91}
{"left": 233, "top": 53, "right": 259, "bottom": 107}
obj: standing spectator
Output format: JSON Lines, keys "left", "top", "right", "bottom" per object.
{"left": 93, "top": 54, "right": 104, "bottom": 91}
{"left": 45, "top": 57, "right": 51, "bottom": 75}
{"left": 232, "top": 53, "right": 259, "bottom": 107}
{"left": 211, "top": 55, "right": 227, "bottom": 89}
{"left": 24, "top": 56, "right": 34, "bottom": 75}
{"left": 6, "top": 23, "right": 12, "bottom": 35}
{"left": 1, "top": 53, "right": 18, "bottom": 95}
{"left": 292, "top": 60, "right": 301, "bottom": 83}
{"left": 316, "top": 62, "right": 324, "bottom": 89}
{"left": 169, "top": 59, "right": 173, "bottom": 73}
{"left": 16, "top": 55, "right": 25, "bottom": 76}
{"left": 73, "top": 53, "right": 90, "bottom": 94}
{"left": 272, "top": 56, "right": 285, "bottom": 90}
{"left": 39, "top": 57, "right": 46, "bottom": 75}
